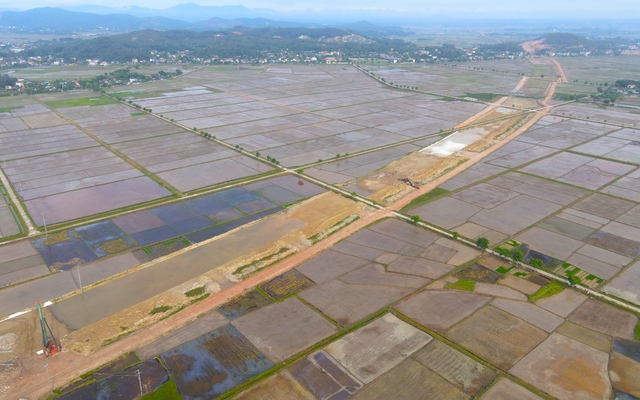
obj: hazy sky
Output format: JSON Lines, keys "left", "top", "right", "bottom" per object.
{"left": 6, "top": 0, "right": 640, "bottom": 18}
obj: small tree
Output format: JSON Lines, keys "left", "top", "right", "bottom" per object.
{"left": 512, "top": 249, "right": 524, "bottom": 263}
{"left": 452, "top": 232, "right": 459, "bottom": 240}
{"left": 475, "top": 237, "right": 489, "bottom": 251}
{"left": 530, "top": 258, "right": 544, "bottom": 268}
{"left": 411, "top": 215, "right": 420, "bottom": 224}
{"left": 568, "top": 274, "right": 581, "bottom": 286}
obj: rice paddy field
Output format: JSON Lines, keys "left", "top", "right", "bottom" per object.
{"left": 2, "top": 59, "right": 640, "bottom": 400}
{"left": 120, "top": 65, "right": 486, "bottom": 168}
{"left": 0, "top": 174, "right": 324, "bottom": 296}
{"left": 84, "top": 217, "right": 638, "bottom": 400}
{"left": 402, "top": 108, "right": 640, "bottom": 301}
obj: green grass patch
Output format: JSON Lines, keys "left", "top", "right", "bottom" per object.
{"left": 585, "top": 274, "right": 597, "bottom": 280}
{"left": 528, "top": 280, "right": 564, "bottom": 302}
{"left": 189, "top": 293, "right": 209, "bottom": 305}
{"left": 149, "top": 305, "right": 172, "bottom": 315}
{"left": 505, "top": 239, "right": 519, "bottom": 247}
{"left": 495, "top": 266, "right": 516, "bottom": 275}
{"left": 561, "top": 262, "right": 571, "bottom": 269}
{"left": 493, "top": 246, "right": 511, "bottom": 258}
{"left": 514, "top": 272, "right": 527, "bottom": 277}
{"left": 184, "top": 286, "right": 205, "bottom": 298}
{"left": 130, "top": 112, "right": 146, "bottom": 116}
{"left": 141, "top": 378, "right": 182, "bottom": 400}
{"left": 464, "top": 92, "right": 504, "bottom": 102}
{"left": 0, "top": 106, "right": 23, "bottom": 113}
{"left": 566, "top": 267, "right": 581, "bottom": 276}
{"left": 445, "top": 278, "right": 475, "bottom": 292}
{"left": 635, "top": 322, "right": 640, "bottom": 341}
{"left": 44, "top": 96, "right": 119, "bottom": 108}
{"left": 401, "top": 187, "right": 450, "bottom": 212}
{"left": 596, "top": 278, "right": 604, "bottom": 284}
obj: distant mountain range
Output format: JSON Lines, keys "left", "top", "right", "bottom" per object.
{"left": 0, "top": 6, "right": 409, "bottom": 36}
{"left": 63, "top": 3, "right": 277, "bottom": 22}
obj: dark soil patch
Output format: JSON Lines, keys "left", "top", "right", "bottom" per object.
{"left": 613, "top": 339, "right": 640, "bottom": 363}
{"left": 455, "top": 263, "right": 501, "bottom": 283}
{"left": 218, "top": 290, "right": 273, "bottom": 320}
{"left": 260, "top": 270, "right": 315, "bottom": 299}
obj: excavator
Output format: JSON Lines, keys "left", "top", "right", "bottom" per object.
{"left": 399, "top": 177, "right": 420, "bottom": 189}
{"left": 36, "top": 301, "right": 60, "bottom": 356}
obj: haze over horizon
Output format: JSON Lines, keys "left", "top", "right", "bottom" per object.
{"left": 2, "top": 0, "right": 640, "bottom": 20}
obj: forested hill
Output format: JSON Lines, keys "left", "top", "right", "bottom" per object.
{"left": 26, "top": 28, "right": 419, "bottom": 62}
{"left": 538, "top": 32, "right": 636, "bottom": 54}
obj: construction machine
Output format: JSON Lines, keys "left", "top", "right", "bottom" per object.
{"left": 36, "top": 301, "right": 60, "bottom": 356}
{"left": 399, "top": 177, "right": 420, "bottom": 189}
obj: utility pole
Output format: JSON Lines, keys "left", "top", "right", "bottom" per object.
{"left": 76, "top": 265, "right": 83, "bottom": 293}
{"left": 137, "top": 369, "right": 143, "bottom": 395}
{"left": 44, "top": 363, "right": 52, "bottom": 393}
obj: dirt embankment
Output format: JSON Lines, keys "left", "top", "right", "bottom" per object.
{"left": 55, "top": 192, "right": 369, "bottom": 356}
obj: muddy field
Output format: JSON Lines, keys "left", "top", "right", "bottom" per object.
{"left": 126, "top": 65, "right": 485, "bottom": 168}
{"left": 161, "top": 324, "right": 274, "bottom": 399}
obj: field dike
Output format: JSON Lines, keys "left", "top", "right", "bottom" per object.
{"left": 59, "top": 192, "right": 367, "bottom": 355}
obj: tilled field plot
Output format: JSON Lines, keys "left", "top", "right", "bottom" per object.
{"left": 510, "top": 333, "right": 611, "bottom": 400}
{"left": 0, "top": 124, "right": 98, "bottom": 161}
{"left": 370, "top": 64, "right": 521, "bottom": 98}
{"left": 446, "top": 306, "right": 548, "bottom": 369}
{"left": 552, "top": 102, "right": 640, "bottom": 126}
{"left": 3, "top": 135, "right": 172, "bottom": 225}
{"left": 306, "top": 143, "right": 434, "bottom": 185}
{"left": 26, "top": 176, "right": 171, "bottom": 226}
{"left": 479, "top": 378, "right": 544, "bottom": 400}
{"left": 325, "top": 314, "right": 432, "bottom": 384}
{"left": 396, "top": 290, "right": 492, "bottom": 332}
{"left": 133, "top": 65, "right": 484, "bottom": 167}
{"left": 161, "top": 324, "right": 274, "bottom": 400}
{"left": 412, "top": 340, "right": 496, "bottom": 396}
{"left": 0, "top": 190, "right": 20, "bottom": 238}
{"left": 58, "top": 358, "right": 169, "bottom": 400}
{"left": 567, "top": 299, "right": 638, "bottom": 340}
{"left": 297, "top": 218, "right": 473, "bottom": 325}
{"left": 260, "top": 270, "right": 315, "bottom": 299}
{"left": 605, "top": 261, "right": 640, "bottom": 305}
{"left": 114, "top": 175, "right": 321, "bottom": 247}
{"left": 218, "top": 290, "right": 273, "bottom": 320}
{"left": 32, "top": 231, "right": 97, "bottom": 270}
{"left": 416, "top": 170, "right": 587, "bottom": 233}
{"left": 111, "top": 132, "right": 273, "bottom": 192}
{"left": 0, "top": 240, "right": 48, "bottom": 287}
{"left": 233, "top": 371, "right": 316, "bottom": 400}
{"left": 351, "top": 358, "right": 469, "bottom": 400}
{"left": 75, "top": 220, "right": 137, "bottom": 257}
{"left": 520, "top": 151, "right": 635, "bottom": 190}
{"left": 232, "top": 297, "right": 338, "bottom": 361}
{"left": 516, "top": 118, "right": 612, "bottom": 150}
{"left": 603, "top": 169, "right": 640, "bottom": 202}
{"left": 289, "top": 350, "right": 363, "bottom": 400}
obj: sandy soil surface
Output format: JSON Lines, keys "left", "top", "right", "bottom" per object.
{"left": 1, "top": 62, "right": 564, "bottom": 400}
{"left": 521, "top": 39, "right": 551, "bottom": 54}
